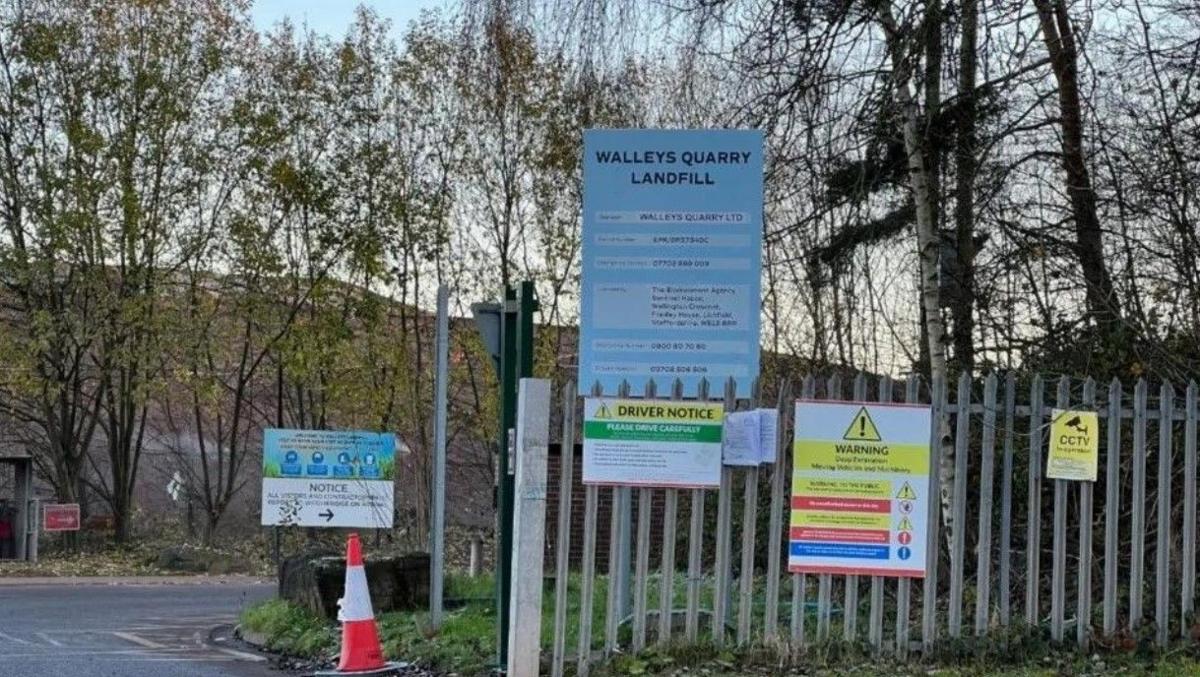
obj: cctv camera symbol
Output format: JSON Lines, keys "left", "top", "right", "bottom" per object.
{"left": 1066, "top": 416, "right": 1088, "bottom": 436}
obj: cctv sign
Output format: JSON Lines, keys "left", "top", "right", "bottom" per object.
{"left": 1046, "top": 409, "right": 1099, "bottom": 482}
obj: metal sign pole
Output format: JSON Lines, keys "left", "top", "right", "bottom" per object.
{"left": 496, "top": 286, "right": 518, "bottom": 670}
{"left": 430, "top": 285, "right": 450, "bottom": 630}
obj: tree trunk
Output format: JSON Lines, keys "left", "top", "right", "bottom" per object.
{"left": 203, "top": 511, "right": 220, "bottom": 547}
{"left": 877, "top": 0, "right": 956, "bottom": 550}
{"left": 112, "top": 497, "right": 132, "bottom": 544}
{"left": 951, "top": 0, "right": 979, "bottom": 373}
{"left": 1033, "top": 0, "right": 1122, "bottom": 330}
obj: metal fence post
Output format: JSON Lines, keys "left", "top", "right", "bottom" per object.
{"left": 430, "top": 285, "right": 450, "bottom": 630}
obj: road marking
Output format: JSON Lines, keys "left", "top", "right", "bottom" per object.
{"left": 36, "top": 632, "right": 63, "bottom": 647}
{"left": 0, "top": 631, "right": 33, "bottom": 645}
{"left": 1, "top": 654, "right": 230, "bottom": 663}
{"left": 111, "top": 632, "right": 167, "bottom": 649}
{"left": 113, "top": 656, "right": 233, "bottom": 662}
{"left": 120, "top": 624, "right": 209, "bottom": 630}
{"left": 216, "top": 647, "right": 267, "bottom": 661}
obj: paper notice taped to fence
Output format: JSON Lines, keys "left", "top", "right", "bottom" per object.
{"left": 722, "top": 410, "right": 763, "bottom": 466}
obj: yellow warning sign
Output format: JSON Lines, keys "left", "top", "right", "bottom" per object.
{"left": 896, "top": 482, "right": 917, "bottom": 500}
{"left": 1046, "top": 409, "right": 1098, "bottom": 482}
{"left": 595, "top": 402, "right": 613, "bottom": 419}
{"left": 792, "top": 441, "right": 929, "bottom": 474}
{"left": 842, "top": 406, "right": 882, "bottom": 442}
{"left": 897, "top": 516, "right": 913, "bottom": 531}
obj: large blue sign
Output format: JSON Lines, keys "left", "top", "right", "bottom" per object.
{"left": 579, "top": 129, "right": 763, "bottom": 397}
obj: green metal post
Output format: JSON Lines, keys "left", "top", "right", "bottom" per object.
{"left": 496, "top": 281, "right": 537, "bottom": 672}
{"left": 496, "top": 286, "right": 516, "bottom": 670}
{"left": 517, "top": 280, "right": 535, "bottom": 381}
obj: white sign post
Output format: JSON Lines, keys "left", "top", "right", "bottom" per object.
{"left": 506, "top": 378, "right": 551, "bottom": 677}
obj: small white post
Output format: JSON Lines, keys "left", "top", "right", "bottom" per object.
{"left": 507, "top": 378, "right": 551, "bottom": 677}
{"left": 430, "top": 285, "right": 450, "bottom": 630}
{"left": 27, "top": 496, "right": 40, "bottom": 564}
{"left": 469, "top": 535, "right": 483, "bottom": 577}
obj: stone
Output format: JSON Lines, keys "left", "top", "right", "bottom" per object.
{"left": 279, "top": 549, "right": 431, "bottom": 620}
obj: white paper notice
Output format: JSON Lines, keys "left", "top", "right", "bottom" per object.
{"left": 757, "top": 408, "right": 779, "bottom": 463}
{"left": 722, "top": 410, "right": 762, "bottom": 466}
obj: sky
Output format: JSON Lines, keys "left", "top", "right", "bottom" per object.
{"left": 250, "top": 0, "right": 450, "bottom": 37}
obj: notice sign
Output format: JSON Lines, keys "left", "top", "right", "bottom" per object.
{"left": 790, "top": 402, "right": 932, "bottom": 578}
{"left": 578, "top": 129, "right": 764, "bottom": 398}
{"left": 43, "top": 503, "right": 81, "bottom": 532}
{"left": 582, "top": 398, "right": 724, "bottom": 488}
{"left": 260, "top": 429, "right": 396, "bottom": 529}
{"left": 1046, "top": 409, "right": 1099, "bottom": 481}
{"left": 722, "top": 408, "right": 780, "bottom": 466}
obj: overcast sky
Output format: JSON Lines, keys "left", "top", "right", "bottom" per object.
{"left": 250, "top": 0, "right": 450, "bottom": 37}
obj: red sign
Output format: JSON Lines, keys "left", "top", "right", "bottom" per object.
{"left": 790, "top": 496, "right": 892, "bottom": 513}
{"left": 43, "top": 503, "right": 81, "bottom": 532}
{"left": 897, "top": 531, "right": 913, "bottom": 545}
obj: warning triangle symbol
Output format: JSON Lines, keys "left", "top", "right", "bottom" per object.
{"left": 896, "top": 482, "right": 917, "bottom": 500}
{"left": 842, "top": 406, "right": 882, "bottom": 441}
{"left": 897, "top": 516, "right": 913, "bottom": 531}
{"left": 595, "top": 402, "right": 613, "bottom": 419}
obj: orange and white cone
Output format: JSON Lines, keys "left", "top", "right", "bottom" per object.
{"left": 316, "top": 533, "right": 398, "bottom": 676}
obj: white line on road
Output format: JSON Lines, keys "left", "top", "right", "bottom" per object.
{"left": 111, "top": 631, "right": 167, "bottom": 649}
{"left": 0, "top": 652, "right": 231, "bottom": 662}
{"left": 216, "top": 647, "right": 267, "bottom": 661}
{"left": 35, "top": 633, "right": 63, "bottom": 647}
{"left": 0, "top": 632, "right": 32, "bottom": 645}
{"left": 119, "top": 624, "right": 216, "bottom": 631}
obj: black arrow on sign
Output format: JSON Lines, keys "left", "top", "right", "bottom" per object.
{"left": 319, "top": 509, "right": 334, "bottom": 522}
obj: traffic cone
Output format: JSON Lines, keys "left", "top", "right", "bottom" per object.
{"left": 315, "top": 533, "right": 398, "bottom": 676}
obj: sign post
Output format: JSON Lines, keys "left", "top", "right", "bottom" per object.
{"left": 472, "top": 281, "right": 537, "bottom": 674}
{"left": 506, "top": 378, "right": 551, "bottom": 677}
{"left": 430, "top": 285, "right": 450, "bottom": 630}
{"left": 789, "top": 402, "right": 933, "bottom": 577}
{"left": 260, "top": 430, "right": 396, "bottom": 529}
{"left": 578, "top": 128, "right": 764, "bottom": 616}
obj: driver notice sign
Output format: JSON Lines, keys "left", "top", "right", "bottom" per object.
{"left": 260, "top": 429, "right": 396, "bottom": 529}
{"left": 582, "top": 398, "right": 724, "bottom": 488}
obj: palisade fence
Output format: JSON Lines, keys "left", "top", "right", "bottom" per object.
{"left": 544, "top": 372, "right": 1200, "bottom": 676}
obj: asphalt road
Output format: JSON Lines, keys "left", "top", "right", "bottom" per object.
{"left": 0, "top": 578, "right": 285, "bottom": 677}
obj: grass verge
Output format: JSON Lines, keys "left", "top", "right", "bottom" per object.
{"left": 594, "top": 638, "right": 1200, "bottom": 676}
{"left": 239, "top": 598, "right": 338, "bottom": 658}
{"left": 238, "top": 572, "right": 1200, "bottom": 676}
